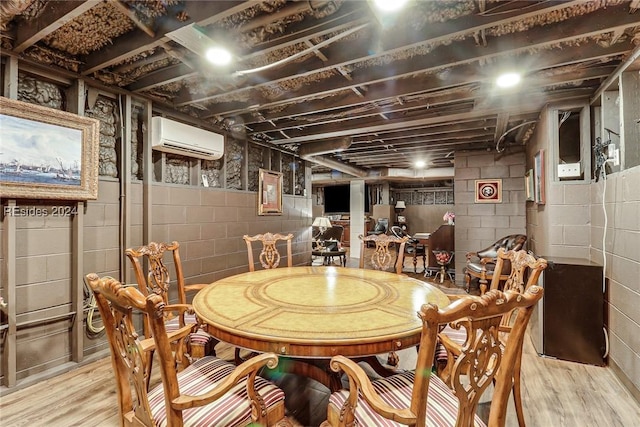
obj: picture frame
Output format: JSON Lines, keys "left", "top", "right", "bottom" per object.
{"left": 258, "top": 168, "right": 283, "bottom": 215}
{"left": 534, "top": 149, "right": 545, "bottom": 204}
{"left": 0, "top": 97, "right": 100, "bottom": 201}
{"left": 474, "top": 179, "right": 502, "bottom": 203}
{"left": 525, "top": 169, "right": 535, "bottom": 201}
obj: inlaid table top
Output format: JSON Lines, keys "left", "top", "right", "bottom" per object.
{"left": 193, "top": 266, "right": 449, "bottom": 358}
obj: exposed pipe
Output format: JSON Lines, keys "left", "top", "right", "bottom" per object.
{"left": 298, "top": 137, "right": 352, "bottom": 157}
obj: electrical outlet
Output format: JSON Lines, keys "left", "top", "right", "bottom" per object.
{"left": 613, "top": 149, "right": 620, "bottom": 166}
{"left": 558, "top": 163, "right": 581, "bottom": 178}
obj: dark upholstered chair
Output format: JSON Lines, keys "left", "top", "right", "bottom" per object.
{"left": 313, "top": 225, "right": 344, "bottom": 251}
{"left": 390, "top": 225, "right": 426, "bottom": 273}
{"left": 463, "top": 234, "right": 527, "bottom": 294}
{"left": 366, "top": 218, "right": 389, "bottom": 247}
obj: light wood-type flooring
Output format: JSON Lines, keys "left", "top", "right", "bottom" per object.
{"left": 2, "top": 251, "right": 639, "bottom": 426}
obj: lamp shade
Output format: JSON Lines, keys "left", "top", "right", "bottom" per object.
{"left": 395, "top": 201, "right": 406, "bottom": 209}
{"left": 312, "top": 217, "right": 332, "bottom": 228}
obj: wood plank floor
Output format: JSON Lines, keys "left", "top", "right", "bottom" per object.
{"left": 2, "top": 335, "right": 639, "bottom": 427}
{"left": 2, "top": 253, "right": 639, "bottom": 426}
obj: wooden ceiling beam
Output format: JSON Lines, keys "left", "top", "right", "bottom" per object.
{"left": 81, "top": 1, "right": 256, "bottom": 74}
{"left": 181, "top": 2, "right": 634, "bottom": 110}
{"left": 244, "top": 66, "right": 610, "bottom": 138}
{"left": 14, "top": 1, "right": 100, "bottom": 53}
{"left": 262, "top": 87, "right": 593, "bottom": 145}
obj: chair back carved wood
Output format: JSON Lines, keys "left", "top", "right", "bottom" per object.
{"left": 358, "top": 233, "right": 408, "bottom": 275}
{"left": 85, "top": 273, "right": 290, "bottom": 427}
{"left": 125, "top": 241, "right": 215, "bottom": 361}
{"left": 321, "top": 287, "right": 543, "bottom": 427}
{"left": 440, "top": 249, "right": 547, "bottom": 427}
{"left": 243, "top": 232, "right": 294, "bottom": 272}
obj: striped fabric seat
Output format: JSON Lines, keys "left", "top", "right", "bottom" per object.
{"left": 165, "top": 314, "right": 216, "bottom": 358}
{"left": 327, "top": 370, "right": 486, "bottom": 427}
{"left": 435, "top": 325, "right": 467, "bottom": 363}
{"left": 148, "top": 356, "right": 285, "bottom": 427}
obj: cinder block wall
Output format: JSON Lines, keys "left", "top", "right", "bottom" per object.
{"left": 453, "top": 151, "right": 527, "bottom": 284}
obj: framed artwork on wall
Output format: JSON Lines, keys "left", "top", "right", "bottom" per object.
{"left": 525, "top": 169, "right": 535, "bottom": 201}
{"left": 474, "top": 179, "right": 502, "bottom": 203}
{"left": 534, "top": 149, "right": 545, "bottom": 204}
{"left": 0, "top": 97, "right": 100, "bottom": 200}
{"left": 258, "top": 168, "right": 283, "bottom": 215}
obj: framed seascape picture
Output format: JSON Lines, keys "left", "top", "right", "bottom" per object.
{"left": 258, "top": 168, "right": 283, "bottom": 215}
{"left": 534, "top": 149, "right": 545, "bottom": 204}
{"left": 525, "top": 169, "right": 535, "bottom": 201}
{"left": 0, "top": 97, "right": 100, "bottom": 200}
{"left": 474, "top": 179, "right": 502, "bottom": 203}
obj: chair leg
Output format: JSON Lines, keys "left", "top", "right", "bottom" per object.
{"left": 513, "top": 350, "right": 526, "bottom": 427}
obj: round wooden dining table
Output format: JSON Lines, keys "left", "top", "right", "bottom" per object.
{"left": 193, "top": 266, "right": 450, "bottom": 359}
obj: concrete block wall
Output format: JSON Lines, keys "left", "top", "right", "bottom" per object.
{"left": 589, "top": 166, "right": 640, "bottom": 399}
{"left": 454, "top": 151, "right": 527, "bottom": 284}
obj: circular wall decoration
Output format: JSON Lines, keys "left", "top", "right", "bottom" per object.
{"left": 474, "top": 179, "right": 502, "bottom": 203}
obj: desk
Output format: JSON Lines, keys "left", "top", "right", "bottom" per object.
{"left": 193, "top": 266, "right": 449, "bottom": 389}
{"left": 311, "top": 248, "right": 347, "bottom": 266}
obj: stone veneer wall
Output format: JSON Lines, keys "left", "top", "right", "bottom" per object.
{"left": 453, "top": 151, "right": 527, "bottom": 284}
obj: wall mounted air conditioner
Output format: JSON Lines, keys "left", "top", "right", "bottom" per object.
{"left": 151, "top": 116, "right": 224, "bottom": 160}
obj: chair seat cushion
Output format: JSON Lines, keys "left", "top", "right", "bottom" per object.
{"left": 435, "top": 325, "right": 468, "bottom": 363}
{"left": 148, "top": 356, "right": 285, "bottom": 427}
{"left": 327, "top": 370, "right": 486, "bottom": 426}
{"left": 465, "top": 261, "right": 494, "bottom": 275}
{"left": 165, "top": 316, "right": 215, "bottom": 347}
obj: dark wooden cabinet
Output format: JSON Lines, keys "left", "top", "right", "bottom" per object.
{"left": 529, "top": 257, "right": 606, "bottom": 366}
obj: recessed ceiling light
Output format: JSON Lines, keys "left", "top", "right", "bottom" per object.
{"left": 415, "top": 160, "right": 426, "bottom": 168}
{"left": 206, "top": 47, "right": 232, "bottom": 66}
{"left": 496, "top": 72, "right": 521, "bottom": 88}
{"left": 374, "top": 0, "right": 408, "bottom": 12}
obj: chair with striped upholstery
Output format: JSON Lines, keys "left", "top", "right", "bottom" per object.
{"left": 320, "top": 286, "right": 544, "bottom": 427}
{"left": 85, "top": 273, "right": 291, "bottom": 427}
{"left": 126, "top": 241, "right": 217, "bottom": 360}
{"left": 243, "top": 232, "right": 294, "bottom": 272}
{"left": 437, "top": 248, "right": 547, "bottom": 427}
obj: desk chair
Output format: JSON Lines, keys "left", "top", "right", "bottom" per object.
{"left": 85, "top": 273, "right": 289, "bottom": 427}
{"left": 365, "top": 218, "right": 389, "bottom": 247}
{"left": 390, "top": 225, "right": 426, "bottom": 273}
{"left": 438, "top": 249, "right": 548, "bottom": 427}
{"left": 243, "top": 232, "right": 294, "bottom": 272}
{"left": 320, "top": 286, "right": 543, "bottom": 427}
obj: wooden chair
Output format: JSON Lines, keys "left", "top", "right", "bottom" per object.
{"left": 438, "top": 248, "right": 548, "bottom": 427}
{"left": 243, "top": 232, "right": 294, "bottom": 272}
{"left": 359, "top": 233, "right": 408, "bottom": 275}
{"left": 320, "top": 287, "right": 543, "bottom": 427}
{"left": 464, "top": 234, "right": 527, "bottom": 294}
{"left": 85, "top": 273, "right": 291, "bottom": 427}
{"left": 125, "top": 241, "right": 216, "bottom": 360}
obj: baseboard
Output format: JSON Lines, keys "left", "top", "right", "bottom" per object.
{"left": 609, "top": 359, "right": 640, "bottom": 404}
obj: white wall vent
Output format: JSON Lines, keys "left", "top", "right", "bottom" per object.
{"left": 151, "top": 117, "right": 224, "bottom": 160}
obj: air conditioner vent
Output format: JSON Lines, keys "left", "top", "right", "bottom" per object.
{"left": 151, "top": 117, "right": 224, "bottom": 160}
